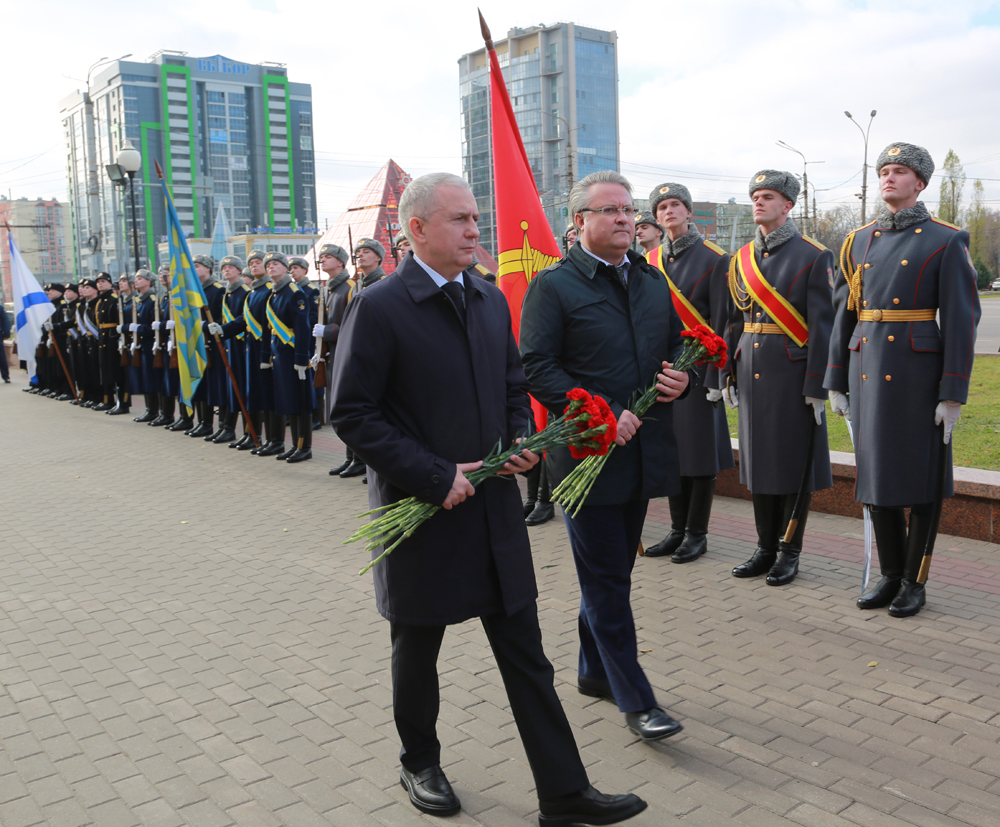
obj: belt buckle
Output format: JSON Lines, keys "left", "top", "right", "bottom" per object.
{"left": 872, "top": 309, "right": 883, "bottom": 322}
{"left": 753, "top": 322, "right": 763, "bottom": 334}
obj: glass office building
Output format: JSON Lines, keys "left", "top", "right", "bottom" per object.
{"left": 60, "top": 52, "right": 315, "bottom": 278}
{"left": 458, "top": 23, "right": 619, "bottom": 257}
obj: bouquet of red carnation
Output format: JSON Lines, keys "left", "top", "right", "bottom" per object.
{"left": 349, "top": 389, "right": 616, "bottom": 575}
{"left": 553, "top": 325, "right": 728, "bottom": 517}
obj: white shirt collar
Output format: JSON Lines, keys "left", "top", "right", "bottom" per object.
{"left": 578, "top": 244, "right": 630, "bottom": 280}
{"left": 413, "top": 254, "right": 467, "bottom": 290}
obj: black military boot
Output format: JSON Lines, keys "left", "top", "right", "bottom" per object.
{"left": 133, "top": 394, "right": 159, "bottom": 423}
{"left": 287, "top": 413, "right": 313, "bottom": 463}
{"left": 190, "top": 401, "right": 214, "bottom": 438}
{"left": 646, "top": 477, "right": 692, "bottom": 558}
{"left": 207, "top": 406, "right": 229, "bottom": 442}
{"left": 733, "top": 493, "right": 781, "bottom": 577}
{"left": 330, "top": 445, "right": 353, "bottom": 476}
{"left": 214, "top": 409, "right": 238, "bottom": 444}
{"left": 252, "top": 411, "right": 272, "bottom": 454}
{"left": 526, "top": 462, "right": 554, "bottom": 525}
{"left": 857, "top": 507, "right": 906, "bottom": 609}
{"left": 523, "top": 461, "right": 540, "bottom": 517}
{"left": 259, "top": 413, "right": 286, "bottom": 456}
{"left": 277, "top": 416, "right": 298, "bottom": 460}
{"left": 888, "top": 509, "right": 933, "bottom": 618}
{"left": 167, "top": 404, "right": 194, "bottom": 432}
{"left": 150, "top": 394, "right": 174, "bottom": 426}
{"left": 108, "top": 391, "right": 130, "bottom": 415}
{"left": 340, "top": 445, "right": 366, "bottom": 477}
{"left": 673, "top": 476, "right": 715, "bottom": 563}
{"left": 767, "top": 493, "right": 810, "bottom": 586}
{"left": 93, "top": 388, "right": 114, "bottom": 412}
{"left": 243, "top": 411, "right": 264, "bottom": 451}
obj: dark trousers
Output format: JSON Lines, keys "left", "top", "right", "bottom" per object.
{"left": 0, "top": 341, "right": 9, "bottom": 381}
{"left": 563, "top": 500, "right": 655, "bottom": 713}
{"left": 389, "top": 603, "right": 588, "bottom": 800}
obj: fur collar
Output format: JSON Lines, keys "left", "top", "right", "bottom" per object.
{"left": 876, "top": 202, "right": 931, "bottom": 230}
{"left": 251, "top": 276, "right": 269, "bottom": 291}
{"left": 755, "top": 219, "right": 799, "bottom": 254}
{"left": 666, "top": 225, "right": 702, "bottom": 258}
{"left": 327, "top": 271, "right": 351, "bottom": 292}
{"left": 269, "top": 274, "right": 293, "bottom": 293}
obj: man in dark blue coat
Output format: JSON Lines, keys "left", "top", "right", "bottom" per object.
{"left": 331, "top": 172, "right": 645, "bottom": 826}
{"left": 519, "top": 170, "right": 690, "bottom": 744}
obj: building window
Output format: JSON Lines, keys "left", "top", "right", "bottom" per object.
{"left": 208, "top": 91, "right": 225, "bottom": 102}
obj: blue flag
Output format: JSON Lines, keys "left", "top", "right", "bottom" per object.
{"left": 161, "top": 179, "right": 208, "bottom": 406}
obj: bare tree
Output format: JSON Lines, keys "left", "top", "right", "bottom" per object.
{"left": 811, "top": 204, "right": 863, "bottom": 258}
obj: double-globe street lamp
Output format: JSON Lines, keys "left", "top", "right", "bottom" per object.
{"left": 106, "top": 144, "right": 143, "bottom": 273}
{"left": 845, "top": 110, "right": 877, "bottom": 224}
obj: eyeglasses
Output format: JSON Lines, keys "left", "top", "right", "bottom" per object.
{"left": 580, "top": 206, "right": 637, "bottom": 218}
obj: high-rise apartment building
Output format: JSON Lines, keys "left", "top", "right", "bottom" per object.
{"left": 458, "top": 23, "right": 619, "bottom": 256}
{"left": 0, "top": 197, "right": 73, "bottom": 300}
{"left": 60, "top": 51, "right": 315, "bottom": 278}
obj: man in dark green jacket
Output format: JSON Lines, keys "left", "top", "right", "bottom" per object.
{"left": 520, "top": 170, "right": 690, "bottom": 744}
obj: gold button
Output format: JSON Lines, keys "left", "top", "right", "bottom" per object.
{"left": 669, "top": 257, "right": 675, "bottom": 262}
{"left": 915, "top": 228, "right": 922, "bottom": 234}
{"left": 863, "top": 300, "right": 868, "bottom": 307}
{"left": 862, "top": 375, "right": 867, "bottom": 380}
{"left": 901, "top": 260, "right": 908, "bottom": 266}
{"left": 763, "top": 252, "right": 769, "bottom": 258}
{"left": 864, "top": 263, "right": 871, "bottom": 269}
{"left": 862, "top": 337, "right": 867, "bottom": 343}
{"left": 874, "top": 231, "right": 881, "bottom": 237}
{"left": 885, "top": 375, "right": 892, "bottom": 381}
{"left": 754, "top": 373, "right": 760, "bottom": 379}
{"left": 888, "top": 335, "right": 895, "bottom": 342}
{"left": 893, "top": 298, "right": 900, "bottom": 304}
{"left": 754, "top": 342, "right": 759, "bottom": 348}
{"left": 756, "top": 312, "right": 762, "bottom": 318}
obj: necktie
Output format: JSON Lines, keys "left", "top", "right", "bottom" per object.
{"left": 614, "top": 264, "right": 628, "bottom": 291}
{"left": 442, "top": 280, "right": 466, "bottom": 326}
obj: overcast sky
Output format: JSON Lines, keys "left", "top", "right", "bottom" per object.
{"left": 4, "top": 0, "right": 999, "bottom": 227}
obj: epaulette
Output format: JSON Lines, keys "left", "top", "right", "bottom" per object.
{"left": 931, "top": 217, "right": 961, "bottom": 231}
{"left": 239, "top": 283, "right": 250, "bottom": 292}
{"left": 801, "top": 235, "right": 827, "bottom": 252}
{"left": 475, "top": 263, "right": 494, "bottom": 277}
{"left": 289, "top": 282, "right": 300, "bottom": 293}
{"left": 702, "top": 239, "right": 726, "bottom": 256}
{"left": 265, "top": 282, "right": 273, "bottom": 289}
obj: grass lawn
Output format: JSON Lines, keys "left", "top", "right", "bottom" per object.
{"left": 724, "top": 353, "right": 1000, "bottom": 472}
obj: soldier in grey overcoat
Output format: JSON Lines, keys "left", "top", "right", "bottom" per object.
{"left": 825, "top": 142, "right": 981, "bottom": 618}
{"left": 726, "top": 170, "right": 834, "bottom": 586}
{"left": 643, "top": 182, "right": 735, "bottom": 564}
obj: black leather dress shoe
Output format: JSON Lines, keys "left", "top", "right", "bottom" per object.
{"left": 212, "top": 429, "right": 237, "bottom": 444}
{"left": 766, "top": 549, "right": 800, "bottom": 586}
{"left": 643, "top": 530, "right": 684, "bottom": 558}
{"left": 538, "top": 784, "right": 647, "bottom": 826}
{"left": 230, "top": 433, "right": 251, "bottom": 449}
{"left": 258, "top": 442, "right": 285, "bottom": 457}
{"left": 340, "top": 459, "right": 366, "bottom": 478}
{"left": 275, "top": 446, "right": 296, "bottom": 461}
{"left": 399, "top": 766, "right": 460, "bottom": 816}
{"left": 624, "top": 707, "right": 683, "bottom": 742}
{"left": 329, "top": 459, "right": 351, "bottom": 476}
{"left": 732, "top": 548, "right": 776, "bottom": 578}
{"left": 888, "top": 580, "right": 926, "bottom": 617}
{"left": 577, "top": 675, "right": 615, "bottom": 704}
{"left": 526, "top": 502, "right": 555, "bottom": 526}
{"left": 286, "top": 448, "right": 312, "bottom": 463}
{"left": 857, "top": 576, "right": 902, "bottom": 610}
{"left": 107, "top": 406, "right": 130, "bottom": 415}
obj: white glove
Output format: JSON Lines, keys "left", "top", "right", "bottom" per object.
{"left": 312, "top": 323, "right": 325, "bottom": 337}
{"left": 829, "top": 390, "right": 850, "bottom": 421}
{"left": 130, "top": 342, "right": 139, "bottom": 353}
{"left": 295, "top": 365, "right": 308, "bottom": 380}
{"left": 129, "top": 323, "right": 139, "bottom": 332}
{"left": 261, "top": 361, "right": 272, "bottom": 370}
{"left": 309, "top": 354, "right": 320, "bottom": 370}
{"left": 167, "top": 340, "right": 175, "bottom": 354}
{"left": 806, "top": 397, "right": 825, "bottom": 425}
{"left": 706, "top": 388, "right": 723, "bottom": 404}
{"left": 935, "top": 400, "right": 962, "bottom": 444}
{"left": 166, "top": 320, "right": 175, "bottom": 330}
{"left": 116, "top": 324, "right": 123, "bottom": 334}
{"left": 208, "top": 322, "right": 223, "bottom": 336}
{"left": 152, "top": 321, "right": 162, "bottom": 330}
{"left": 722, "top": 385, "right": 738, "bottom": 409}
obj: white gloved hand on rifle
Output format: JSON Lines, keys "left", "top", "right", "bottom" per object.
{"left": 935, "top": 400, "right": 962, "bottom": 444}
{"left": 705, "top": 388, "right": 723, "bottom": 404}
{"left": 805, "top": 396, "right": 825, "bottom": 425}
{"left": 829, "top": 390, "right": 850, "bottom": 421}
{"left": 152, "top": 321, "right": 162, "bottom": 331}
{"left": 309, "top": 354, "right": 320, "bottom": 370}
{"left": 261, "top": 361, "right": 272, "bottom": 370}
{"left": 208, "top": 322, "right": 223, "bottom": 336}
{"left": 129, "top": 323, "right": 139, "bottom": 332}
{"left": 116, "top": 324, "right": 123, "bottom": 334}
{"left": 312, "top": 323, "right": 325, "bottom": 338}
{"left": 166, "top": 320, "right": 175, "bottom": 330}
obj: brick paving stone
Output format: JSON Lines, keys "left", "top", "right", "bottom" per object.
{"left": 7, "top": 382, "right": 1000, "bottom": 825}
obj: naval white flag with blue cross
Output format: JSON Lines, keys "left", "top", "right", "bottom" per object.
{"left": 9, "top": 231, "right": 54, "bottom": 383}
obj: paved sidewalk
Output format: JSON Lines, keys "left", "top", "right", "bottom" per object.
{"left": 3, "top": 373, "right": 1000, "bottom": 827}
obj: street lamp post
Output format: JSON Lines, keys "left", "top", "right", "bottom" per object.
{"left": 845, "top": 110, "right": 877, "bottom": 223}
{"left": 776, "top": 141, "right": 824, "bottom": 236}
{"left": 116, "top": 144, "right": 143, "bottom": 272}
